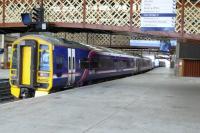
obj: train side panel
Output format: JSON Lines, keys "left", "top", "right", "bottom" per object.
{"left": 85, "top": 53, "right": 138, "bottom": 82}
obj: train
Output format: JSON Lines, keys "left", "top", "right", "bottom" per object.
{"left": 9, "top": 35, "right": 153, "bottom": 98}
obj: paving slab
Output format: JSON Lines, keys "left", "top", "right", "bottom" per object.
{"left": 1, "top": 68, "right": 200, "bottom": 133}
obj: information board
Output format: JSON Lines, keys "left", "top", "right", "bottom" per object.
{"left": 130, "top": 40, "right": 160, "bottom": 48}
{"left": 141, "top": 0, "right": 176, "bottom": 31}
{"left": 130, "top": 40, "right": 177, "bottom": 52}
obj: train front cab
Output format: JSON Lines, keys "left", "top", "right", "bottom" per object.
{"left": 10, "top": 36, "right": 53, "bottom": 98}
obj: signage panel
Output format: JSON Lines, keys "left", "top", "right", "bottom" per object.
{"left": 141, "top": 0, "right": 176, "bottom": 31}
{"left": 130, "top": 40, "right": 160, "bottom": 47}
{"left": 130, "top": 40, "right": 177, "bottom": 52}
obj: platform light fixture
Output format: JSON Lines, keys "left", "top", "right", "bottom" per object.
{"left": 21, "top": 13, "right": 32, "bottom": 25}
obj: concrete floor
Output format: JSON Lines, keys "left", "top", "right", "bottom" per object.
{"left": 0, "top": 69, "right": 9, "bottom": 79}
{"left": 1, "top": 68, "right": 200, "bottom": 133}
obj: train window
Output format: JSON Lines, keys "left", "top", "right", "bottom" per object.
{"left": 73, "top": 57, "right": 75, "bottom": 69}
{"left": 114, "top": 60, "right": 118, "bottom": 68}
{"left": 117, "top": 60, "right": 125, "bottom": 68}
{"left": 99, "top": 56, "right": 114, "bottom": 69}
{"left": 90, "top": 61, "right": 98, "bottom": 68}
{"left": 80, "top": 58, "right": 89, "bottom": 69}
{"left": 90, "top": 58, "right": 98, "bottom": 68}
{"left": 125, "top": 60, "right": 131, "bottom": 68}
{"left": 39, "top": 50, "right": 50, "bottom": 71}
{"left": 56, "top": 56, "right": 64, "bottom": 70}
{"left": 40, "top": 45, "right": 49, "bottom": 50}
{"left": 131, "top": 59, "right": 135, "bottom": 67}
{"left": 68, "top": 57, "right": 71, "bottom": 69}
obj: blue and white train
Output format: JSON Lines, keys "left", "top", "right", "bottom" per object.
{"left": 10, "top": 35, "right": 153, "bottom": 98}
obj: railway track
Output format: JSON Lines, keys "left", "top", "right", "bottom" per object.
{"left": 0, "top": 79, "right": 14, "bottom": 103}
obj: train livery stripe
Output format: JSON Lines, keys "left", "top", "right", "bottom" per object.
{"left": 53, "top": 73, "right": 81, "bottom": 78}
{"left": 95, "top": 70, "right": 117, "bottom": 74}
{"left": 123, "top": 68, "right": 137, "bottom": 71}
{"left": 88, "top": 68, "right": 137, "bottom": 75}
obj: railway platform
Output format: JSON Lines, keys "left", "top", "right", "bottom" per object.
{"left": 0, "top": 69, "right": 13, "bottom": 103}
{"left": 1, "top": 68, "right": 200, "bottom": 133}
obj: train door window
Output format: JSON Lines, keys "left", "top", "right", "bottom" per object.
{"left": 39, "top": 45, "right": 50, "bottom": 71}
{"left": 68, "top": 57, "right": 71, "bottom": 69}
{"left": 72, "top": 57, "right": 75, "bottom": 69}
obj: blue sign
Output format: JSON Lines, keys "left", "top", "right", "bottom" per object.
{"left": 160, "top": 40, "right": 171, "bottom": 52}
{"left": 21, "top": 13, "right": 32, "bottom": 25}
{"left": 141, "top": 27, "right": 175, "bottom": 32}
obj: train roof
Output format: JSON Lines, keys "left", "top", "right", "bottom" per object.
{"left": 20, "top": 34, "right": 149, "bottom": 59}
{"left": 60, "top": 39, "right": 140, "bottom": 58}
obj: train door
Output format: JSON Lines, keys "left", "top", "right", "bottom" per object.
{"left": 21, "top": 46, "right": 31, "bottom": 85}
{"left": 68, "top": 48, "right": 76, "bottom": 85}
{"left": 17, "top": 40, "right": 37, "bottom": 88}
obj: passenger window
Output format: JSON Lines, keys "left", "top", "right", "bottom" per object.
{"left": 90, "top": 61, "right": 98, "bottom": 68}
{"left": 80, "top": 58, "right": 90, "bottom": 69}
{"left": 99, "top": 57, "right": 114, "bottom": 69}
{"left": 56, "top": 56, "right": 64, "bottom": 70}
{"left": 90, "top": 58, "right": 98, "bottom": 68}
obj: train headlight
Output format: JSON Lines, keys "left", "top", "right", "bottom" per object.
{"left": 38, "top": 72, "right": 49, "bottom": 77}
